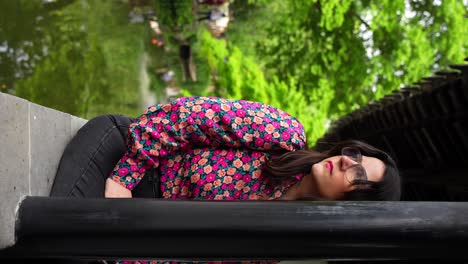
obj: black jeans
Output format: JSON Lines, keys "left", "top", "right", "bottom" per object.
{"left": 50, "top": 114, "right": 160, "bottom": 198}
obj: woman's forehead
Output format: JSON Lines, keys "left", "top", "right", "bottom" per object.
{"left": 362, "top": 156, "right": 385, "bottom": 182}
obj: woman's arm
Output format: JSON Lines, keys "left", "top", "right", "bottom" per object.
{"left": 109, "top": 96, "right": 307, "bottom": 191}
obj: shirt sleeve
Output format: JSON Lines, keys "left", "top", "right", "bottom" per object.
{"left": 109, "top": 96, "right": 307, "bottom": 190}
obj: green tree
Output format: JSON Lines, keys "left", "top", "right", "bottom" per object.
{"left": 201, "top": 0, "right": 467, "bottom": 145}
{"left": 153, "top": 0, "right": 193, "bottom": 31}
{"left": 250, "top": 0, "right": 467, "bottom": 144}
{"left": 14, "top": 0, "right": 145, "bottom": 118}
{"left": 198, "top": 30, "right": 324, "bottom": 144}
{"left": 0, "top": 0, "right": 74, "bottom": 92}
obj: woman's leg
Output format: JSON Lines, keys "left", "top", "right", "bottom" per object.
{"left": 51, "top": 114, "right": 160, "bottom": 198}
{"left": 50, "top": 114, "right": 134, "bottom": 198}
{"left": 49, "top": 115, "right": 161, "bottom": 264}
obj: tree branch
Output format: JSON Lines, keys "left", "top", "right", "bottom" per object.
{"left": 354, "top": 13, "right": 371, "bottom": 30}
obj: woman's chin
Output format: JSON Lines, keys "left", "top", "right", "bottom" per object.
{"left": 311, "top": 162, "right": 326, "bottom": 178}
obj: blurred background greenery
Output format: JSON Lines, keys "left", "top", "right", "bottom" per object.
{"left": 1, "top": 0, "right": 467, "bottom": 146}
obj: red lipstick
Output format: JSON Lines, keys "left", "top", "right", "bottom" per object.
{"left": 327, "top": 161, "right": 334, "bottom": 174}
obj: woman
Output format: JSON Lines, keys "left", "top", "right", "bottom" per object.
{"left": 51, "top": 96, "right": 401, "bottom": 201}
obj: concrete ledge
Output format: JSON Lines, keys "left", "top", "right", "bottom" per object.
{"left": 0, "top": 92, "right": 87, "bottom": 249}
{"left": 0, "top": 94, "right": 30, "bottom": 250}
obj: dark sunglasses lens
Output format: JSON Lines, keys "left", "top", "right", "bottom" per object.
{"left": 346, "top": 166, "right": 367, "bottom": 183}
{"left": 342, "top": 147, "right": 362, "bottom": 162}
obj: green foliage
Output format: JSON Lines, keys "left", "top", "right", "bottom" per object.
{"left": 246, "top": 0, "right": 271, "bottom": 5}
{"left": 4, "top": 0, "right": 467, "bottom": 147}
{"left": 153, "top": 0, "right": 193, "bottom": 31}
{"left": 183, "top": 48, "right": 214, "bottom": 96}
{"left": 17, "top": 32, "right": 108, "bottom": 116}
{"left": 0, "top": 0, "right": 52, "bottom": 90}
{"left": 319, "top": 0, "right": 353, "bottom": 31}
{"left": 152, "top": 0, "right": 195, "bottom": 52}
{"left": 198, "top": 29, "right": 324, "bottom": 144}
{"left": 410, "top": 0, "right": 468, "bottom": 67}
{"left": 255, "top": 0, "right": 467, "bottom": 145}
{"left": 15, "top": 0, "right": 144, "bottom": 118}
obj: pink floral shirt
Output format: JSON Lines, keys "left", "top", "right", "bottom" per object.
{"left": 110, "top": 96, "right": 307, "bottom": 200}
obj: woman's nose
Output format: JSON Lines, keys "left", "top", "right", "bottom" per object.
{"left": 341, "top": 155, "right": 358, "bottom": 170}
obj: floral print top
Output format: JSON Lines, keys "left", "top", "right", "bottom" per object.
{"left": 110, "top": 97, "right": 307, "bottom": 264}
{"left": 109, "top": 96, "right": 307, "bottom": 200}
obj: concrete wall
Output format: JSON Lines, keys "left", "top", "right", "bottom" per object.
{"left": 0, "top": 92, "right": 87, "bottom": 249}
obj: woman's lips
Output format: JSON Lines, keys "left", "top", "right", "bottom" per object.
{"left": 326, "top": 161, "right": 334, "bottom": 174}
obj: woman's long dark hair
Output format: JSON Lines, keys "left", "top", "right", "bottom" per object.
{"left": 264, "top": 140, "right": 401, "bottom": 201}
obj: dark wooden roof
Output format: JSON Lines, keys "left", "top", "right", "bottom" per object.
{"left": 316, "top": 58, "right": 468, "bottom": 201}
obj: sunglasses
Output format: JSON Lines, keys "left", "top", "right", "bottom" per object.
{"left": 341, "top": 147, "right": 368, "bottom": 184}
